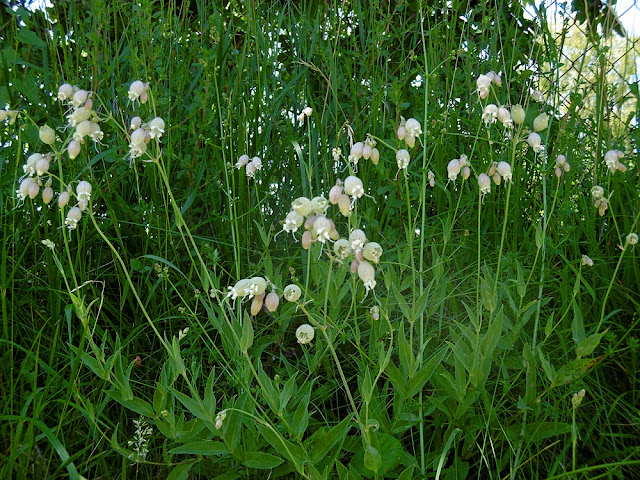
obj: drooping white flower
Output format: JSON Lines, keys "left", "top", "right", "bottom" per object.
{"left": 497, "top": 161, "right": 512, "bottom": 182}
{"left": 344, "top": 176, "right": 364, "bottom": 199}
{"left": 476, "top": 74, "right": 491, "bottom": 99}
{"left": 292, "top": 197, "right": 313, "bottom": 216}
{"left": 349, "top": 229, "right": 367, "bottom": 251}
{"left": 357, "top": 260, "right": 376, "bottom": 292}
{"left": 482, "top": 104, "right": 498, "bottom": 126}
{"left": 334, "top": 238, "right": 352, "bottom": 259}
{"left": 65, "top": 206, "right": 83, "bottom": 230}
{"left": 363, "top": 242, "right": 382, "bottom": 264}
{"left": 284, "top": 284, "right": 302, "bottom": 302}
{"left": 447, "top": 159, "right": 461, "bottom": 181}
{"left": 128, "top": 80, "right": 147, "bottom": 103}
{"left": 511, "top": 104, "right": 526, "bottom": 125}
{"left": 526, "top": 132, "right": 543, "bottom": 153}
{"left": 148, "top": 117, "right": 165, "bottom": 139}
{"left": 478, "top": 173, "right": 491, "bottom": 196}
{"left": 235, "top": 154, "right": 250, "bottom": 169}
{"left": 396, "top": 149, "right": 410, "bottom": 170}
{"left": 296, "top": 324, "right": 314, "bottom": 344}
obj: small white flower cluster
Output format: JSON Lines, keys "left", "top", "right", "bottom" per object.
{"left": 447, "top": 154, "right": 470, "bottom": 183}
{"left": 591, "top": 185, "right": 609, "bottom": 216}
{"left": 396, "top": 117, "right": 422, "bottom": 148}
{"left": 224, "top": 275, "right": 281, "bottom": 315}
{"left": 58, "top": 83, "right": 104, "bottom": 149}
{"left": 581, "top": 255, "right": 593, "bottom": 267}
{"left": 348, "top": 135, "right": 380, "bottom": 167}
{"left": 333, "top": 228, "right": 382, "bottom": 294}
{"left": 475, "top": 161, "right": 512, "bottom": 201}
{"left": 64, "top": 181, "right": 93, "bottom": 230}
{"left": 554, "top": 155, "right": 571, "bottom": 178}
{"left": 571, "top": 388, "right": 586, "bottom": 408}
{"left": 604, "top": 149, "right": 627, "bottom": 174}
{"left": 476, "top": 71, "right": 501, "bottom": 99}
{"left": 235, "top": 154, "right": 263, "bottom": 179}
{"left": 297, "top": 106, "right": 312, "bottom": 123}
{"left": 127, "top": 115, "right": 165, "bottom": 161}
{"left": 128, "top": 80, "right": 150, "bottom": 104}
{"left": 427, "top": 170, "right": 435, "bottom": 188}
{"left": 127, "top": 417, "right": 153, "bottom": 462}
{"left": 0, "top": 109, "right": 18, "bottom": 125}
{"left": 626, "top": 233, "right": 638, "bottom": 247}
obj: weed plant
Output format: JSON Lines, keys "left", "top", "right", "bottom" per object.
{"left": 1, "top": 1, "right": 639, "bottom": 479}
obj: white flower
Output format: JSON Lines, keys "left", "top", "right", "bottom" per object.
{"left": 478, "top": 173, "right": 491, "bottom": 195}
{"left": 511, "top": 104, "right": 526, "bottom": 125}
{"left": 76, "top": 181, "right": 92, "bottom": 204}
{"left": 246, "top": 162, "right": 257, "bottom": 178}
{"left": 235, "top": 154, "right": 250, "bottom": 169}
{"left": 533, "top": 113, "right": 549, "bottom": 132}
{"left": 349, "top": 228, "right": 367, "bottom": 251}
{"left": 302, "top": 106, "right": 312, "bottom": 117}
{"left": 58, "top": 191, "right": 70, "bottom": 208}
{"left": 363, "top": 242, "right": 382, "bottom": 264}
{"left": 526, "top": 132, "right": 543, "bottom": 153}
{"left": 312, "top": 216, "right": 331, "bottom": 243}
{"left": 627, "top": 233, "right": 638, "bottom": 246}
{"left": 486, "top": 71, "right": 501, "bottom": 86}
{"left": 396, "top": 149, "right": 410, "bottom": 170}
{"left": 482, "top": 104, "right": 498, "bottom": 126}
{"left": 65, "top": 206, "right": 83, "bottom": 230}
{"left": 357, "top": 260, "right": 376, "bottom": 292}
{"left": 284, "top": 284, "right": 302, "bottom": 302}
{"left": 39, "top": 125, "right": 56, "bottom": 145}
{"left": 591, "top": 186, "right": 604, "bottom": 200}
{"left": 226, "top": 279, "right": 250, "bottom": 301}
{"left": 447, "top": 159, "right": 461, "bottom": 181}
{"left": 332, "top": 148, "right": 341, "bottom": 162}
{"left": 251, "top": 157, "right": 263, "bottom": 170}
{"left": 130, "top": 116, "right": 142, "bottom": 130}
{"left": 17, "top": 177, "right": 34, "bottom": 201}
{"left": 497, "top": 107, "right": 513, "bottom": 128}
{"left": 41, "top": 239, "right": 55, "bottom": 250}
{"left": 531, "top": 90, "right": 545, "bottom": 103}
{"left": 344, "top": 176, "right": 364, "bottom": 199}
{"left": 283, "top": 210, "right": 304, "bottom": 234}
{"left": 215, "top": 410, "right": 227, "bottom": 430}
{"left": 247, "top": 277, "right": 267, "bottom": 298}
{"left": 57, "top": 83, "right": 73, "bottom": 101}
{"left": 581, "top": 255, "right": 593, "bottom": 267}
{"left": 36, "top": 158, "right": 50, "bottom": 176}
{"left": 334, "top": 238, "right": 352, "bottom": 259}
{"left": 405, "top": 118, "right": 422, "bottom": 137}
{"left": 296, "top": 324, "right": 314, "bottom": 344}
{"left": 476, "top": 74, "right": 491, "bottom": 99}
{"left": 148, "top": 117, "right": 165, "bottom": 139}
{"left": 349, "top": 142, "right": 364, "bottom": 164}
{"left": 310, "top": 196, "right": 328, "bottom": 215}
{"left": 497, "top": 161, "right": 512, "bottom": 182}
{"left": 67, "top": 107, "right": 92, "bottom": 127}
{"left": 128, "top": 80, "right": 146, "bottom": 102}
{"left": 71, "top": 89, "right": 88, "bottom": 108}
{"left": 292, "top": 197, "right": 312, "bottom": 216}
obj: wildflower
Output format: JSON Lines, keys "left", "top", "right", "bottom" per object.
{"left": 482, "top": 104, "right": 498, "bottom": 126}
{"left": 511, "top": 104, "right": 526, "bottom": 125}
{"left": 462, "top": 166, "right": 470, "bottom": 180}
{"left": 226, "top": 279, "right": 250, "bottom": 301}
{"left": 486, "top": 71, "right": 502, "bottom": 86}
{"left": 301, "top": 231, "right": 313, "bottom": 248}
{"left": 332, "top": 148, "right": 341, "bottom": 162}
{"left": 128, "top": 80, "right": 147, "bottom": 103}
{"left": 533, "top": 113, "right": 549, "bottom": 132}
{"left": 215, "top": 410, "right": 227, "bottom": 430}
{"left": 357, "top": 260, "right": 376, "bottom": 292}
{"left": 403, "top": 118, "right": 422, "bottom": 148}
{"left": 247, "top": 277, "right": 267, "bottom": 298}
{"left": 68, "top": 140, "right": 81, "bottom": 160}
{"left": 428, "top": 170, "right": 435, "bottom": 187}
{"left": 292, "top": 197, "right": 313, "bottom": 216}
{"left": 581, "top": 255, "right": 593, "bottom": 267}
{"left": 397, "top": 122, "right": 406, "bottom": 141}
{"left": 349, "top": 142, "right": 364, "bottom": 165}
{"left": 148, "top": 117, "right": 165, "bottom": 139}
{"left": 28, "top": 181, "right": 40, "bottom": 199}
{"left": 604, "top": 150, "right": 626, "bottom": 174}
{"left": 363, "top": 242, "right": 382, "bottom": 264}
{"left": 76, "top": 181, "right": 92, "bottom": 210}
{"left": 265, "top": 292, "right": 280, "bottom": 312}
{"left": 312, "top": 216, "right": 332, "bottom": 243}
{"left": 370, "top": 147, "right": 380, "bottom": 165}
{"left": 235, "top": 154, "right": 250, "bottom": 169}
{"left": 338, "top": 194, "right": 351, "bottom": 217}
{"left": 349, "top": 229, "right": 368, "bottom": 250}
{"left": 492, "top": 173, "right": 501, "bottom": 185}
{"left": 591, "top": 186, "right": 604, "bottom": 200}
{"left": 23, "top": 153, "right": 41, "bottom": 176}
{"left": 36, "top": 157, "right": 50, "bottom": 176}
{"left": 396, "top": 149, "right": 410, "bottom": 171}
{"left": 58, "top": 191, "right": 70, "bottom": 208}
{"left": 476, "top": 74, "right": 491, "bottom": 99}
{"left": 497, "top": 107, "right": 513, "bottom": 128}
{"left": 302, "top": 106, "right": 312, "bottom": 117}
{"left": 251, "top": 293, "right": 264, "bottom": 315}
{"left": 334, "top": 238, "right": 352, "bottom": 259}
{"left": 39, "top": 125, "right": 56, "bottom": 145}
{"left": 41, "top": 239, "right": 55, "bottom": 250}
{"left": 17, "top": 178, "right": 34, "bottom": 201}
{"left": 344, "top": 176, "right": 364, "bottom": 199}
{"left": 67, "top": 106, "right": 92, "bottom": 127}
{"left": 71, "top": 89, "right": 88, "bottom": 108}
{"left": 526, "top": 132, "right": 543, "bottom": 153}
{"left": 283, "top": 210, "right": 304, "bottom": 235}
{"left": 284, "top": 284, "right": 302, "bottom": 302}
{"left": 296, "top": 324, "right": 315, "bottom": 344}
{"left": 245, "top": 162, "right": 257, "bottom": 178}
{"left": 65, "top": 206, "right": 82, "bottom": 230}
{"left": 57, "top": 83, "right": 73, "bottom": 101}
{"left": 497, "top": 161, "right": 512, "bottom": 182}
{"left": 311, "top": 196, "right": 328, "bottom": 215}
{"left": 74, "top": 120, "right": 100, "bottom": 143}
{"left": 42, "top": 187, "right": 54, "bottom": 204}
{"left": 554, "top": 154, "right": 570, "bottom": 177}
{"left": 329, "top": 181, "right": 343, "bottom": 204}
{"left": 447, "top": 159, "right": 461, "bottom": 181}
{"left": 571, "top": 389, "right": 586, "bottom": 408}
{"left": 627, "top": 233, "right": 638, "bottom": 246}
{"left": 130, "top": 116, "right": 142, "bottom": 130}
{"left": 370, "top": 306, "right": 380, "bottom": 321}
{"left": 478, "top": 173, "right": 491, "bottom": 196}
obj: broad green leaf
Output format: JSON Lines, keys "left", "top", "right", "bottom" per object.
{"left": 576, "top": 329, "right": 607, "bottom": 358}
{"left": 310, "top": 414, "right": 353, "bottom": 464}
{"left": 240, "top": 313, "right": 254, "bottom": 352}
{"left": 571, "top": 300, "right": 586, "bottom": 343}
{"left": 242, "top": 451, "right": 284, "bottom": 469}
{"left": 17, "top": 28, "right": 47, "bottom": 47}
{"left": 363, "top": 445, "right": 382, "bottom": 473}
{"left": 407, "top": 348, "right": 447, "bottom": 397}
{"left": 166, "top": 462, "right": 193, "bottom": 480}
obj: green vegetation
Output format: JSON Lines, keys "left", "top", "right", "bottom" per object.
{"left": 1, "top": 1, "right": 638, "bottom": 478}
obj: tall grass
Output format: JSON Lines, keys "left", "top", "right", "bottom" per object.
{"left": 1, "top": 1, "right": 639, "bottom": 478}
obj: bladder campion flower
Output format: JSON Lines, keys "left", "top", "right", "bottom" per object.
{"left": 265, "top": 292, "right": 280, "bottom": 312}
{"left": 338, "top": 194, "right": 351, "bottom": 217}
{"left": 533, "top": 113, "right": 549, "bottom": 132}
{"left": 478, "top": 173, "right": 491, "bottom": 197}
{"left": 68, "top": 140, "right": 81, "bottom": 160}
{"left": 235, "top": 154, "right": 250, "bottom": 169}
{"left": 497, "top": 161, "right": 512, "bottom": 182}
{"left": 215, "top": 410, "right": 227, "bottom": 430}
{"left": 130, "top": 116, "right": 142, "bottom": 130}
{"left": 329, "top": 181, "right": 343, "bottom": 204}
{"left": 531, "top": 90, "right": 545, "bottom": 102}
{"left": 627, "top": 233, "right": 638, "bottom": 246}
{"left": 604, "top": 150, "right": 626, "bottom": 174}
{"left": 581, "top": 255, "right": 593, "bottom": 267}
{"left": 311, "top": 196, "right": 328, "bottom": 215}
{"left": 482, "top": 104, "right": 498, "bottom": 126}
{"left": 349, "top": 229, "right": 367, "bottom": 250}
{"left": 357, "top": 261, "right": 376, "bottom": 292}
{"left": 284, "top": 284, "right": 302, "bottom": 302}
{"left": 428, "top": 170, "right": 435, "bottom": 187}
{"left": 334, "top": 238, "right": 352, "bottom": 259}
{"left": 42, "top": 187, "right": 54, "bottom": 204}
{"left": 476, "top": 74, "right": 491, "bottom": 99}
{"left": 128, "top": 80, "right": 147, "bottom": 103}
{"left": 526, "top": 132, "right": 543, "bottom": 153}
{"left": 292, "top": 197, "right": 313, "bottom": 216}
{"left": 296, "top": 324, "right": 314, "bottom": 344}
{"left": 511, "top": 104, "right": 525, "bottom": 125}
{"left": 312, "top": 216, "right": 332, "bottom": 243}
{"left": 39, "top": 125, "right": 55, "bottom": 145}
{"left": 363, "top": 242, "right": 382, "bottom": 264}
{"left": 396, "top": 149, "right": 410, "bottom": 171}
{"left": 65, "top": 206, "right": 82, "bottom": 230}
{"left": 344, "top": 176, "right": 364, "bottom": 199}
{"left": 57, "top": 83, "right": 73, "bottom": 101}
{"left": 447, "top": 159, "right": 461, "bottom": 181}
{"left": 148, "top": 117, "right": 165, "bottom": 139}
{"left": 72, "top": 89, "right": 88, "bottom": 108}
{"left": 58, "top": 191, "right": 70, "bottom": 208}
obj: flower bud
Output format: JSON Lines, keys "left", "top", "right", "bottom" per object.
{"left": 301, "top": 230, "right": 313, "bottom": 249}
{"left": 140, "top": 91, "right": 148, "bottom": 104}
{"left": 68, "top": 140, "right": 81, "bottom": 160}
{"left": 251, "top": 293, "right": 264, "bottom": 316}
{"left": 28, "top": 182, "right": 40, "bottom": 199}
{"left": 405, "top": 134, "right": 416, "bottom": 148}
{"left": 338, "top": 194, "right": 351, "bottom": 217}
{"left": 42, "top": 187, "right": 54, "bottom": 204}
{"left": 555, "top": 167, "right": 562, "bottom": 178}
{"left": 396, "top": 125, "right": 406, "bottom": 140}
{"left": 492, "top": 172, "right": 501, "bottom": 185}
{"left": 370, "top": 147, "right": 380, "bottom": 165}
{"left": 58, "top": 191, "right": 70, "bottom": 208}
{"left": 350, "top": 258, "right": 360, "bottom": 273}
{"left": 329, "top": 183, "right": 343, "bottom": 204}
{"left": 533, "top": 113, "right": 549, "bottom": 132}
{"left": 511, "top": 104, "right": 526, "bottom": 125}
{"left": 362, "top": 144, "right": 372, "bottom": 160}
{"left": 130, "top": 116, "right": 142, "bottom": 130}
{"left": 581, "top": 255, "right": 593, "bottom": 267}
{"left": 461, "top": 166, "right": 470, "bottom": 180}
{"left": 39, "top": 125, "right": 56, "bottom": 145}
{"left": 265, "top": 292, "right": 280, "bottom": 312}
{"left": 296, "top": 324, "right": 314, "bottom": 344}
{"left": 283, "top": 284, "right": 302, "bottom": 302}
{"left": 571, "top": 389, "right": 586, "bottom": 408}
{"left": 84, "top": 98, "right": 93, "bottom": 111}
{"left": 350, "top": 142, "right": 364, "bottom": 161}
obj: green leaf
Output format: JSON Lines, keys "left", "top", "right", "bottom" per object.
{"left": 170, "top": 441, "right": 227, "bottom": 456}
{"left": 576, "top": 329, "right": 607, "bottom": 358}
{"left": 537, "top": 348, "right": 556, "bottom": 384}
{"left": 363, "top": 445, "right": 382, "bottom": 473}
{"left": 170, "top": 387, "right": 211, "bottom": 423}
{"left": 240, "top": 313, "right": 254, "bottom": 352}
{"left": 571, "top": 300, "right": 586, "bottom": 343}
{"left": 407, "top": 348, "right": 447, "bottom": 397}
{"left": 310, "top": 414, "right": 353, "bottom": 464}
{"left": 166, "top": 462, "right": 194, "bottom": 480}
{"left": 552, "top": 358, "right": 598, "bottom": 387}
{"left": 242, "top": 451, "right": 284, "bottom": 469}
{"left": 17, "top": 28, "right": 47, "bottom": 48}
